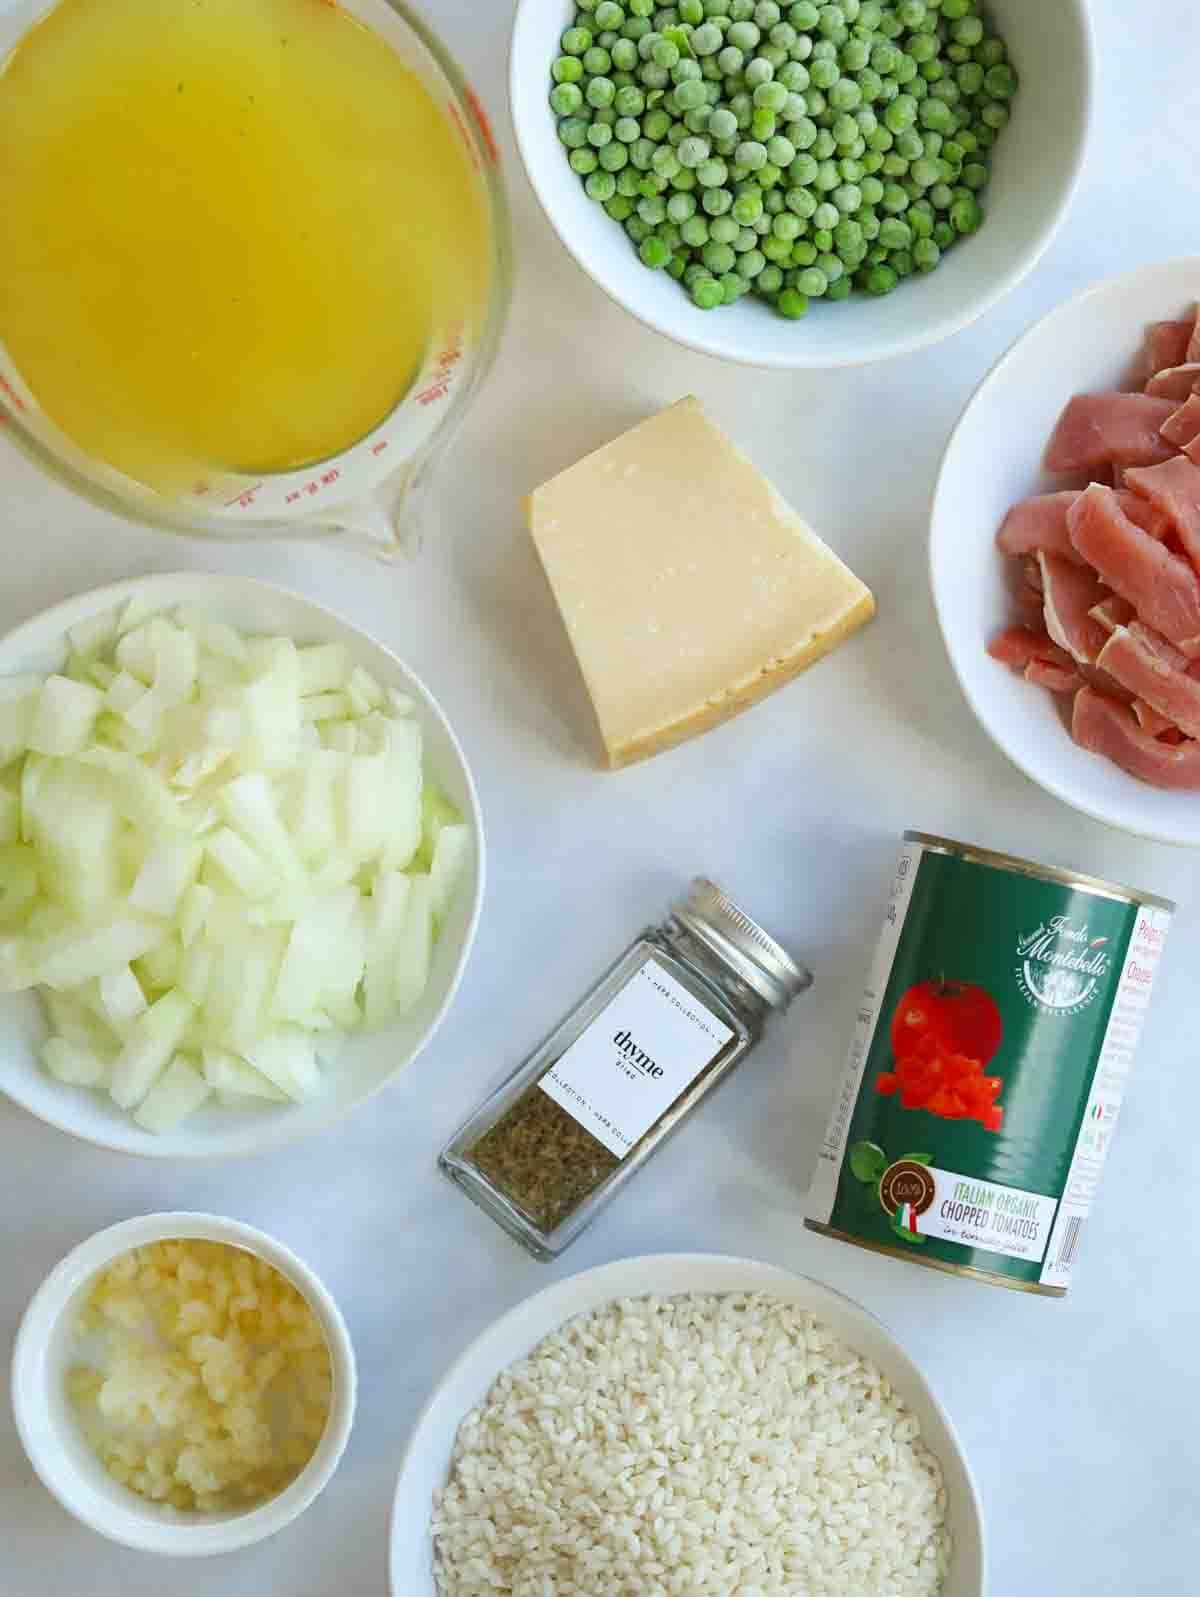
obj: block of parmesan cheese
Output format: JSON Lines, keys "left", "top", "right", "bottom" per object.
{"left": 526, "top": 396, "right": 875, "bottom": 768}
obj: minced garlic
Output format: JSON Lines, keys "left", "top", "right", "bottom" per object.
{"left": 67, "top": 1239, "right": 332, "bottom": 1513}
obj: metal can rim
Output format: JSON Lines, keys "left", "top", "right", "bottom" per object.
{"left": 903, "top": 831, "right": 1175, "bottom": 915}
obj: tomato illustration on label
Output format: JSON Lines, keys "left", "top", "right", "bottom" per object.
{"left": 876, "top": 979, "right": 1005, "bottom": 1131}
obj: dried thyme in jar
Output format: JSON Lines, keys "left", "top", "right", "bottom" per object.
{"left": 440, "top": 879, "right": 811, "bottom": 1259}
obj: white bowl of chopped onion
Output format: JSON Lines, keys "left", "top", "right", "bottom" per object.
{"left": 11, "top": 1211, "right": 356, "bottom": 1556}
{"left": 0, "top": 572, "right": 484, "bottom": 1156}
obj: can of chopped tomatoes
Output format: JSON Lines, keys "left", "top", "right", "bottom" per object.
{"left": 805, "top": 832, "right": 1174, "bottom": 1295}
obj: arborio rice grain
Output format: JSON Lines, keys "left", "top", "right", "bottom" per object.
{"left": 432, "top": 1292, "right": 951, "bottom": 1597}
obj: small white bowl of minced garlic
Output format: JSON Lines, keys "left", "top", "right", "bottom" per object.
{"left": 10, "top": 1212, "right": 355, "bottom": 1555}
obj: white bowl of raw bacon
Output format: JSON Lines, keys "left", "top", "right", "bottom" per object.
{"left": 932, "top": 259, "right": 1200, "bottom": 846}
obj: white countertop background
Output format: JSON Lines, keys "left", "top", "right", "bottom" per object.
{"left": 2, "top": 0, "right": 1198, "bottom": 1591}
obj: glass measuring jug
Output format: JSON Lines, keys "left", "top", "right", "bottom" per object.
{"left": 0, "top": 0, "right": 510, "bottom": 557}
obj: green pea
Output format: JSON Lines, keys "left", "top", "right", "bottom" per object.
{"left": 981, "top": 100, "right": 1009, "bottom": 129}
{"left": 919, "top": 96, "right": 955, "bottom": 132}
{"left": 586, "top": 167, "right": 618, "bottom": 201}
{"left": 553, "top": 54, "right": 585, "bottom": 83}
{"left": 761, "top": 233, "right": 791, "bottom": 261}
{"left": 913, "top": 235, "right": 940, "bottom": 271}
{"left": 754, "top": 79, "right": 790, "bottom": 112}
{"left": 652, "top": 146, "right": 681, "bottom": 178}
{"left": 932, "top": 218, "right": 956, "bottom": 247}
{"left": 681, "top": 213, "right": 711, "bottom": 244}
{"left": 617, "top": 166, "right": 642, "bottom": 194}
{"left": 702, "top": 184, "right": 734, "bottom": 213}
{"left": 789, "top": 0, "right": 819, "bottom": 26}
{"left": 877, "top": 215, "right": 911, "bottom": 249}
{"left": 841, "top": 37, "right": 870, "bottom": 72}
{"left": 692, "top": 20, "right": 725, "bottom": 52}
{"left": 860, "top": 173, "right": 883, "bottom": 204}
{"left": 898, "top": 0, "right": 925, "bottom": 26}
{"left": 863, "top": 261, "right": 897, "bottom": 293}
{"left": 859, "top": 208, "right": 880, "bottom": 238}
{"left": 833, "top": 216, "right": 863, "bottom": 253}
{"left": 600, "top": 138, "right": 631, "bottom": 169}
{"left": 791, "top": 238, "right": 818, "bottom": 265}
{"left": 680, "top": 0, "right": 704, "bottom": 16}
{"left": 711, "top": 213, "right": 743, "bottom": 242}
{"left": 941, "top": 0, "right": 970, "bottom": 16}
{"left": 796, "top": 264, "right": 827, "bottom": 295}
{"left": 811, "top": 224, "right": 833, "bottom": 250}
{"left": 771, "top": 209, "right": 802, "bottom": 240}
{"left": 728, "top": 17, "right": 761, "bottom": 48}
{"left": 571, "top": 146, "right": 599, "bottom": 175}
{"left": 700, "top": 239, "right": 736, "bottom": 272}
{"left": 952, "top": 15, "right": 984, "bottom": 46}
{"left": 561, "top": 26, "right": 593, "bottom": 55}
{"left": 826, "top": 273, "right": 851, "bottom": 299}
{"left": 907, "top": 202, "right": 933, "bottom": 237}
{"left": 741, "top": 246, "right": 767, "bottom": 275}
{"left": 605, "top": 193, "right": 636, "bottom": 220}
{"left": 776, "top": 286, "right": 809, "bottom": 317}
{"left": 751, "top": 105, "right": 777, "bottom": 137}
{"left": 584, "top": 44, "right": 613, "bottom": 73}
{"left": 757, "top": 262, "right": 784, "bottom": 292}
{"left": 950, "top": 193, "right": 982, "bottom": 232}
{"left": 785, "top": 182, "right": 818, "bottom": 216}
{"left": 881, "top": 181, "right": 909, "bottom": 213}
{"left": 551, "top": 81, "right": 585, "bottom": 115}
{"left": 881, "top": 153, "right": 908, "bottom": 177}
{"left": 697, "top": 156, "right": 730, "bottom": 184}
{"left": 890, "top": 248, "right": 913, "bottom": 276}
{"left": 558, "top": 116, "right": 591, "bottom": 149}
{"left": 812, "top": 127, "right": 836, "bottom": 158}
{"left": 928, "top": 180, "right": 952, "bottom": 208}
{"left": 976, "top": 37, "right": 1007, "bottom": 68}
{"left": 884, "top": 93, "right": 917, "bottom": 131}
{"left": 910, "top": 156, "right": 942, "bottom": 187}
{"left": 691, "top": 273, "right": 724, "bottom": 306}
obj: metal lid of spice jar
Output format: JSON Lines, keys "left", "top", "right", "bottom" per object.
{"left": 675, "top": 879, "right": 812, "bottom": 1011}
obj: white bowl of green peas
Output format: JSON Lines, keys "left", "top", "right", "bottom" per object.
{"left": 511, "top": 0, "right": 1093, "bottom": 368}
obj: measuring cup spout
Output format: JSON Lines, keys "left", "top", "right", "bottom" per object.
{"left": 313, "top": 455, "right": 435, "bottom": 560}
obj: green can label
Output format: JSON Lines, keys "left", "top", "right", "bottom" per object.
{"left": 806, "top": 835, "right": 1172, "bottom": 1294}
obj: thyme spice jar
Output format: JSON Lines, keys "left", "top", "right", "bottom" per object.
{"left": 440, "top": 879, "right": 811, "bottom": 1259}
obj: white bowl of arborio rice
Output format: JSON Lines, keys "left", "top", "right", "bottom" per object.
{"left": 389, "top": 1254, "right": 983, "bottom": 1597}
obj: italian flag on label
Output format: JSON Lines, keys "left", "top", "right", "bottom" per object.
{"left": 896, "top": 1202, "right": 921, "bottom": 1235}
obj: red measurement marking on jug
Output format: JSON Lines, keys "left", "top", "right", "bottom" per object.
{"left": 447, "top": 101, "right": 481, "bottom": 173}
{"left": 0, "top": 374, "right": 26, "bottom": 414}
{"left": 225, "top": 483, "right": 262, "bottom": 511}
{"left": 466, "top": 87, "right": 500, "bottom": 165}
{"left": 370, "top": 440, "right": 390, "bottom": 457}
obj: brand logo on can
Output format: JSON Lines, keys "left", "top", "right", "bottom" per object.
{"left": 879, "top": 1159, "right": 937, "bottom": 1219}
{"left": 1014, "top": 915, "right": 1111, "bottom": 1014}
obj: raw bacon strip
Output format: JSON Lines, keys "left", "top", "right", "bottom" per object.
{"left": 1133, "top": 699, "right": 1174, "bottom": 738}
{"left": 1037, "top": 551, "right": 1112, "bottom": 665}
{"left": 1045, "top": 394, "right": 1178, "bottom": 475}
{"left": 1079, "top": 662, "right": 1135, "bottom": 705}
{"left": 1162, "top": 393, "right": 1200, "bottom": 449}
{"left": 996, "top": 490, "right": 1168, "bottom": 562}
{"left": 1186, "top": 435, "right": 1200, "bottom": 468}
{"left": 1072, "top": 687, "right": 1200, "bottom": 789}
{"left": 1190, "top": 313, "right": 1200, "bottom": 365}
{"left": 1144, "top": 364, "right": 1200, "bottom": 401}
{"left": 1023, "top": 555, "right": 1043, "bottom": 593}
{"left": 1124, "top": 456, "right": 1200, "bottom": 565}
{"left": 1090, "top": 596, "right": 1136, "bottom": 634}
{"left": 1026, "top": 659, "right": 1082, "bottom": 694}
{"left": 1138, "top": 318, "right": 1195, "bottom": 383}
{"left": 996, "top": 491, "right": 1081, "bottom": 561}
{"left": 1117, "top": 490, "right": 1172, "bottom": 540}
{"left": 987, "top": 624, "right": 1073, "bottom": 672}
{"left": 1095, "top": 621, "right": 1200, "bottom": 737}
{"left": 1066, "top": 484, "right": 1200, "bottom": 656}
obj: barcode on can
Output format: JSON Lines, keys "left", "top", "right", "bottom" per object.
{"left": 1055, "top": 1215, "right": 1084, "bottom": 1272}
